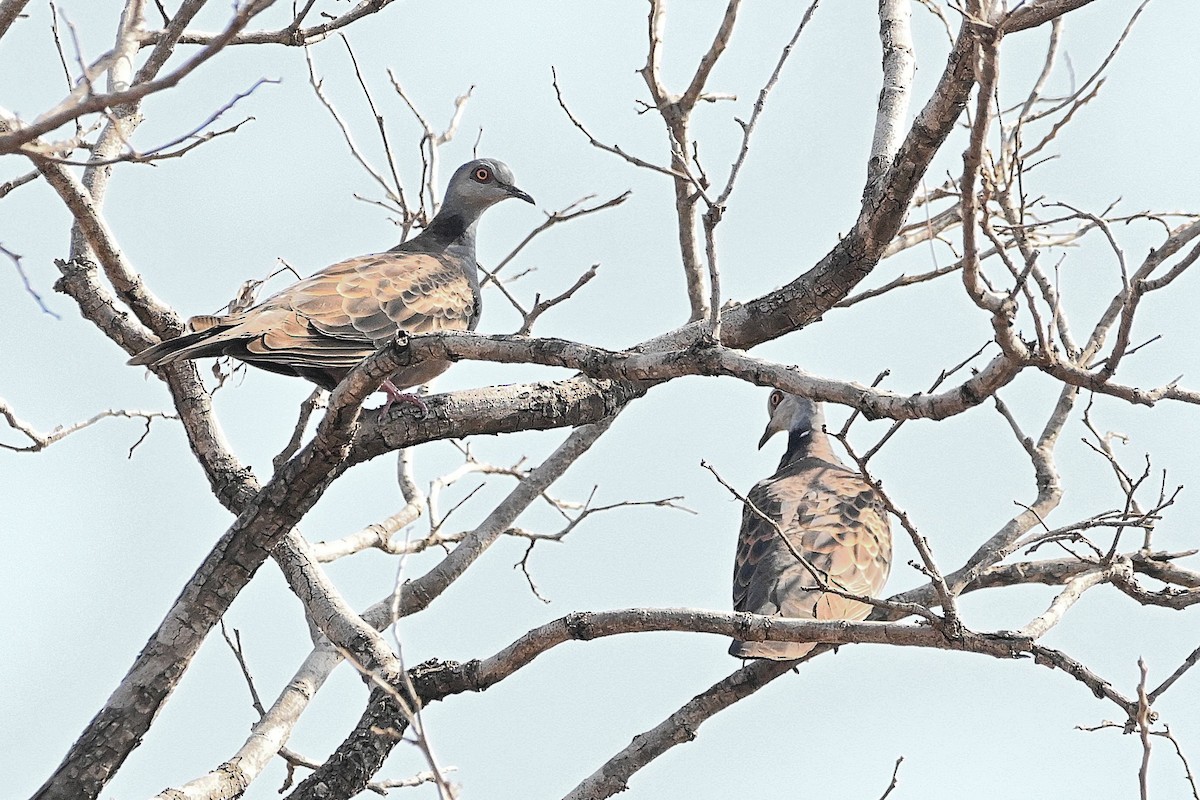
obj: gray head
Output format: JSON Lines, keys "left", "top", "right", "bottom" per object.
{"left": 758, "top": 391, "right": 825, "bottom": 449}
{"left": 441, "top": 158, "right": 534, "bottom": 219}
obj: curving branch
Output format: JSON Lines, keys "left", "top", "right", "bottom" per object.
{"left": 1, "top": 0, "right": 277, "bottom": 155}
{"left": 36, "top": 159, "right": 183, "bottom": 335}
{"left": 152, "top": 416, "right": 621, "bottom": 799}
{"left": 31, "top": 337, "right": 407, "bottom": 800}
{"left": 561, "top": 658, "right": 795, "bottom": 800}
{"left": 138, "top": 0, "right": 399, "bottom": 48}
{"left": 345, "top": 329, "right": 1024, "bottom": 465}
{"left": 325, "top": 577, "right": 1173, "bottom": 800}
{"left": 867, "top": 0, "right": 915, "bottom": 186}
{"left": 1000, "top": 0, "right": 1104, "bottom": 34}
{"left": 0, "top": 399, "right": 175, "bottom": 454}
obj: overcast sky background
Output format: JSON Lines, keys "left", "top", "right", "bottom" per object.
{"left": 3, "top": 1, "right": 1199, "bottom": 798}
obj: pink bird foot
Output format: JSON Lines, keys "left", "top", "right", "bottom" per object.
{"left": 379, "top": 380, "right": 428, "bottom": 414}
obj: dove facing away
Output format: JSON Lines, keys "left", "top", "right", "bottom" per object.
{"left": 730, "top": 392, "right": 893, "bottom": 660}
{"left": 129, "top": 159, "right": 534, "bottom": 405}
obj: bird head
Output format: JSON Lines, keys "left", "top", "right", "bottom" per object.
{"left": 442, "top": 159, "right": 535, "bottom": 218}
{"left": 758, "top": 391, "right": 825, "bottom": 449}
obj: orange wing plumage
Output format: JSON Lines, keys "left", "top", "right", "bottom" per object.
{"left": 730, "top": 457, "right": 892, "bottom": 660}
{"left": 129, "top": 251, "right": 476, "bottom": 390}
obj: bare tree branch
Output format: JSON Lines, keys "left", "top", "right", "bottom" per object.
{"left": 0, "top": 168, "right": 37, "bottom": 198}
{"left": 138, "top": 0, "right": 399, "bottom": 47}
{"left": 14, "top": 2, "right": 1196, "bottom": 797}
{"left": 867, "top": 0, "right": 915, "bottom": 186}
{"left": 1000, "top": 0, "right": 1103, "bottom": 34}
{"left": 1149, "top": 643, "right": 1200, "bottom": 705}
{"left": 562, "top": 658, "right": 795, "bottom": 800}
{"left": 0, "top": 0, "right": 32, "bottom": 39}
{"left": 1138, "top": 657, "right": 1153, "bottom": 800}
{"left": 32, "top": 335, "right": 408, "bottom": 800}
{"left": 1015, "top": 563, "right": 1126, "bottom": 639}
{"left": 1, "top": 0, "right": 277, "bottom": 155}
{"left": 551, "top": 67, "right": 684, "bottom": 183}
{"left": 715, "top": 2, "right": 818, "bottom": 209}
{"left": 0, "top": 399, "right": 176, "bottom": 454}
{"left": 485, "top": 190, "right": 630, "bottom": 283}
{"left": 3, "top": 242, "right": 59, "bottom": 318}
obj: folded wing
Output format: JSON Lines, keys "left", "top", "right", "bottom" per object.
{"left": 730, "top": 459, "right": 892, "bottom": 660}
{"left": 129, "top": 252, "right": 475, "bottom": 388}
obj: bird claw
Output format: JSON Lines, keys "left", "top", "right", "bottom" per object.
{"left": 378, "top": 380, "right": 427, "bottom": 415}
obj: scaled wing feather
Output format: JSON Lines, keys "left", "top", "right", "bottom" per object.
{"left": 154, "top": 252, "right": 474, "bottom": 373}
{"left": 732, "top": 458, "right": 892, "bottom": 658}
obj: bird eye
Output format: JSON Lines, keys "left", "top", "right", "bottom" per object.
{"left": 770, "top": 390, "right": 783, "bottom": 407}
{"left": 473, "top": 167, "right": 492, "bottom": 182}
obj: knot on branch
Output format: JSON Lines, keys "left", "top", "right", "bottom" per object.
{"left": 984, "top": 631, "right": 1033, "bottom": 659}
{"left": 284, "top": 26, "right": 306, "bottom": 47}
{"left": 1107, "top": 554, "right": 1135, "bottom": 579}
{"left": 461, "top": 658, "right": 485, "bottom": 692}
{"left": 412, "top": 657, "right": 446, "bottom": 674}
{"left": 856, "top": 394, "right": 886, "bottom": 422}
{"left": 998, "top": 295, "right": 1019, "bottom": 323}
{"left": 564, "top": 611, "right": 597, "bottom": 641}
{"left": 732, "top": 611, "right": 758, "bottom": 639}
{"left": 958, "top": 380, "right": 985, "bottom": 409}
{"left": 938, "top": 614, "right": 965, "bottom": 643}
{"left": 703, "top": 203, "right": 725, "bottom": 227}
{"left": 52, "top": 256, "right": 92, "bottom": 287}
{"left": 966, "top": 18, "right": 1001, "bottom": 48}
{"left": 408, "top": 658, "right": 475, "bottom": 702}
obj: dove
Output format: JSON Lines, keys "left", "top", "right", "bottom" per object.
{"left": 129, "top": 158, "right": 533, "bottom": 406}
{"left": 730, "top": 392, "right": 893, "bottom": 660}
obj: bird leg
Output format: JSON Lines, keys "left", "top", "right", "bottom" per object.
{"left": 379, "top": 380, "right": 428, "bottom": 414}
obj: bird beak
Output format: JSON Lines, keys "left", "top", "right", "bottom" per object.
{"left": 757, "top": 420, "right": 783, "bottom": 450}
{"left": 504, "top": 184, "right": 535, "bottom": 204}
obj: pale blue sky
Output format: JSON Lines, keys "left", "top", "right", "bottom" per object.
{"left": 3, "top": 2, "right": 1199, "bottom": 798}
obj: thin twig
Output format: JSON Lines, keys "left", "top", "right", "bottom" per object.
{"left": 39, "top": 78, "right": 274, "bottom": 166}
{"left": 700, "top": 459, "right": 937, "bottom": 623}
{"left": 0, "top": 399, "right": 176, "bottom": 454}
{"left": 1148, "top": 643, "right": 1200, "bottom": 705}
{"left": 878, "top": 756, "right": 905, "bottom": 800}
{"left": 551, "top": 67, "right": 686, "bottom": 182}
{"left": 1138, "top": 657, "right": 1153, "bottom": 800}
{"left": 3, "top": 243, "right": 60, "bottom": 318}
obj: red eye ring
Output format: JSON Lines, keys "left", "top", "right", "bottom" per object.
{"left": 474, "top": 167, "right": 491, "bottom": 182}
{"left": 770, "top": 390, "right": 783, "bottom": 407}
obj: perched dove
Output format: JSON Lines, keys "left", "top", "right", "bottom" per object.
{"left": 730, "top": 392, "right": 892, "bottom": 660}
{"left": 129, "top": 159, "right": 534, "bottom": 404}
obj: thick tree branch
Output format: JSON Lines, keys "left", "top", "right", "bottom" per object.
{"left": 1000, "top": 0, "right": 1102, "bottom": 34}
{"left": 346, "top": 332, "right": 1022, "bottom": 462}
{"left": 867, "top": 0, "right": 915, "bottom": 186}
{"left": 36, "top": 162, "right": 183, "bottom": 335}
{"left": 0, "top": 0, "right": 32, "bottom": 40}
{"left": 561, "top": 658, "right": 795, "bottom": 800}
{"left": 155, "top": 416, "right": 621, "bottom": 799}
{"left": 31, "top": 340, "right": 401, "bottom": 800}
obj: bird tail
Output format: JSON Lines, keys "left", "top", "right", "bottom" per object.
{"left": 127, "top": 322, "right": 234, "bottom": 367}
{"left": 728, "top": 639, "right": 815, "bottom": 661}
